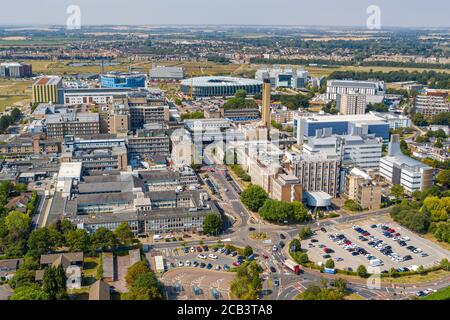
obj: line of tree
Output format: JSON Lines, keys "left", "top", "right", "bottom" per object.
{"left": 223, "top": 90, "right": 257, "bottom": 110}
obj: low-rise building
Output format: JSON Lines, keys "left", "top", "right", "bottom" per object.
{"left": 345, "top": 168, "right": 381, "bottom": 210}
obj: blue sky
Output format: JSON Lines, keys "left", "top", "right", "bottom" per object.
{"left": 1, "top": 0, "right": 449, "bottom": 28}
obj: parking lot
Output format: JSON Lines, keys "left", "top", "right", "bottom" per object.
{"left": 160, "top": 268, "right": 235, "bottom": 300}
{"left": 303, "top": 217, "right": 450, "bottom": 272}
{"left": 156, "top": 245, "right": 245, "bottom": 272}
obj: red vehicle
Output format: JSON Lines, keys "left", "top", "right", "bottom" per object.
{"left": 284, "top": 259, "right": 301, "bottom": 275}
{"left": 232, "top": 261, "right": 241, "bottom": 267}
{"left": 196, "top": 246, "right": 203, "bottom": 252}
{"left": 395, "top": 233, "right": 401, "bottom": 237}
{"left": 344, "top": 241, "right": 352, "bottom": 245}
{"left": 262, "top": 254, "right": 269, "bottom": 259}
{"left": 363, "top": 232, "right": 370, "bottom": 236}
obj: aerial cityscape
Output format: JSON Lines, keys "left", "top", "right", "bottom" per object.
{"left": 0, "top": 1, "right": 449, "bottom": 307}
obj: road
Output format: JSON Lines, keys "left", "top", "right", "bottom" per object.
{"left": 151, "top": 164, "right": 448, "bottom": 300}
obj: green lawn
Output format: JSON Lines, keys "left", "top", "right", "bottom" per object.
{"left": 422, "top": 286, "right": 450, "bottom": 300}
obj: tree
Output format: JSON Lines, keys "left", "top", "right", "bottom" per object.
{"left": 65, "top": 228, "right": 91, "bottom": 252}
{"left": 14, "top": 183, "right": 27, "bottom": 193}
{"left": 292, "top": 202, "right": 309, "bottom": 222}
{"left": 332, "top": 278, "right": 347, "bottom": 294}
{"left": 9, "top": 284, "right": 49, "bottom": 300}
{"left": 230, "top": 261, "right": 261, "bottom": 300}
{"left": 125, "top": 261, "right": 149, "bottom": 288}
{"left": 202, "top": 213, "right": 222, "bottom": 235}
{"left": 297, "top": 282, "right": 344, "bottom": 300}
{"left": 299, "top": 227, "right": 313, "bottom": 240}
{"left": 240, "top": 185, "right": 268, "bottom": 212}
{"left": 357, "top": 265, "right": 368, "bottom": 278}
{"left": 434, "top": 138, "right": 443, "bottom": 148}
{"left": 43, "top": 265, "right": 67, "bottom": 300}
{"left": 325, "top": 259, "right": 335, "bottom": 269}
{"left": 436, "top": 170, "right": 450, "bottom": 188}
{"left": 27, "top": 227, "right": 62, "bottom": 257}
{"left": 90, "top": 227, "right": 118, "bottom": 251}
{"left": 4, "top": 211, "right": 31, "bottom": 238}
{"left": 390, "top": 184, "right": 405, "bottom": 201}
{"left": 115, "top": 222, "right": 135, "bottom": 245}
{"left": 344, "top": 199, "right": 362, "bottom": 212}
{"left": 290, "top": 239, "right": 301, "bottom": 252}
{"left": 243, "top": 245, "right": 253, "bottom": 257}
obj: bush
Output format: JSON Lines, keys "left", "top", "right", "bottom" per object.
{"left": 299, "top": 227, "right": 313, "bottom": 240}
{"left": 357, "top": 265, "right": 368, "bottom": 278}
{"left": 325, "top": 259, "right": 335, "bottom": 269}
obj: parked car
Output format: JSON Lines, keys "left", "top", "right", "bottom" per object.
{"left": 197, "top": 254, "right": 207, "bottom": 260}
{"left": 223, "top": 264, "right": 230, "bottom": 271}
{"left": 206, "top": 263, "right": 213, "bottom": 270}
{"left": 232, "top": 261, "right": 241, "bottom": 267}
{"left": 185, "top": 260, "right": 191, "bottom": 267}
{"left": 270, "top": 266, "right": 277, "bottom": 273}
{"left": 209, "top": 254, "right": 218, "bottom": 259}
{"left": 178, "top": 261, "right": 184, "bottom": 267}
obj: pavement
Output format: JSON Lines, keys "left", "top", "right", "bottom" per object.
{"left": 0, "top": 284, "right": 13, "bottom": 300}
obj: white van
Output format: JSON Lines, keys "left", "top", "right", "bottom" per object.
{"left": 153, "top": 234, "right": 163, "bottom": 241}
{"left": 370, "top": 259, "right": 383, "bottom": 267}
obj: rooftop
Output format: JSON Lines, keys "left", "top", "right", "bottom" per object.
{"left": 181, "top": 76, "right": 262, "bottom": 87}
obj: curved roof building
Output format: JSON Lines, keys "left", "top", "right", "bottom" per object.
{"left": 180, "top": 76, "right": 262, "bottom": 97}
{"left": 100, "top": 72, "right": 147, "bottom": 88}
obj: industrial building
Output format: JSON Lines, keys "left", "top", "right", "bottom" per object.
{"left": 0, "top": 62, "right": 32, "bottom": 78}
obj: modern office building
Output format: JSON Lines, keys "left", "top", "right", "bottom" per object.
{"left": 100, "top": 72, "right": 147, "bottom": 89}
{"left": 303, "top": 130, "right": 383, "bottom": 170}
{"left": 286, "top": 151, "right": 342, "bottom": 197}
{"left": 149, "top": 65, "right": 184, "bottom": 80}
{"left": 32, "top": 76, "right": 63, "bottom": 104}
{"left": 336, "top": 92, "right": 367, "bottom": 115}
{"left": 379, "top": 134, "right": 434, "bottom": 193}
{"left": 45, "top": 113, "right": 100, "bottom": 139}
{"left": 0, "top": 62, "right": 32, "bottom": 78}
{"left": 180, "top": 76, "right": 263, "bottom": 97}
{"left": 255, "top": 67, "right": 309, "bottom": 89}
{"left": 414, "top": 91, "right": 450, "bottom": 119}
{"left": 326, "top": 79, "right": 385, "bottom": 100}
{"left": 345, "top": 168, "right": 381, "bottom": 210}
{"left": 293, "top": 113, "right": 390, "bottom": 142}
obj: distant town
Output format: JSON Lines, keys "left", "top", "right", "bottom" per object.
{"left": 0, "top": 25, "right": 449, "bottom": 302}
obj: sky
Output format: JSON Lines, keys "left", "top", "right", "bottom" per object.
{"left": 0, "top": 0, "right": 449, "bottom": 28}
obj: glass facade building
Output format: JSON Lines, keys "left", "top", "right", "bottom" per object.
{"left": 100, "top": 72, "right": 147, "bottom": 88}
{"left": 180, "top": 76, "right": 262, "bottom": 97}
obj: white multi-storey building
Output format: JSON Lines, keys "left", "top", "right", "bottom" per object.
{"left": 326, "top": 79, "right": 386, "bottom": 100}
{"left": 303, "top": 131, "right": 383, "bottom": 170}
{"left": 379, "top": 135, "right": 434, "bottom": 193}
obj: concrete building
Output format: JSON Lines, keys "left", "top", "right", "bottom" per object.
{"left": 379, "top": 134, "right": 434, "bottom": 193}
{"left": 286, "top": 151, "right": 341, "bottom": 197}
{"left": 270, "top": 173, "right": 302, "bottom": 203}
{"left": 336, "top": 92, "right": 366, "bottom": 115}
{"left": 0, "top": 62, "right": 32, "bottom": 78}
{"left": 326, "top": 79, "right": 386, "bottom": 100}
{"left": 60, "top": 135, "right": 128, "bottom": 174}
{"left": 61, "top": 87, "right": 132, "bottom": 105}
{"left": 345, "top": 168, "right": 381, "bottom": 210}
{"left": 414, "top": 91, "right": 450, "bottom": 119}
{"left": 46, "top": 112, "right": 100, "bottom": 139}
{"left": 127, "top": 129, "right": 170, "bottom": 161}
{"left": 303, "top": 131, "right": 383, "bottom": 170}
{"left": 32, "top": 76, "right": 63, "bottom": 104}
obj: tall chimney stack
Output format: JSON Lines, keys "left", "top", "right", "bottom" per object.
{"left": 262, "top": 78, "right": 271, "bottom": 132}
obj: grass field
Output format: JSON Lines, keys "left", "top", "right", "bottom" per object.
{"left": 383, "top": 269, "right": 450, "bottom": 285}
{"left": 422, "top": 286, "right": 450, "bottom": 300}
{"left": 0, "top": 79, "right": 32, "bottom": 111}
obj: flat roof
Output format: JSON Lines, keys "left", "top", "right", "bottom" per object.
{"left": 58, "top": 162, "right": 82, "bottom": 180}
